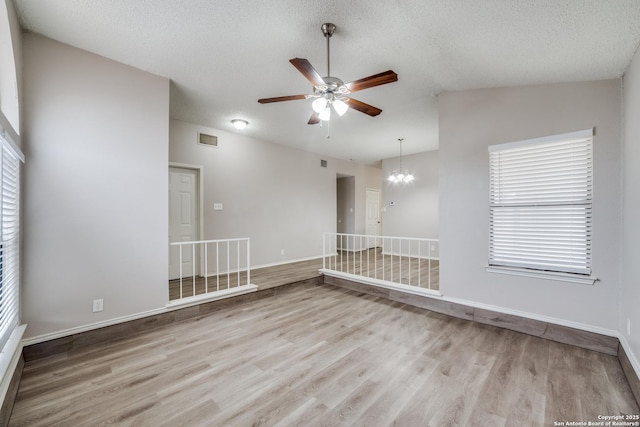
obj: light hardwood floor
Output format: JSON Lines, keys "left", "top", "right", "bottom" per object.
{"left": 11, "top": 284, "right": 638, "bottom": 426}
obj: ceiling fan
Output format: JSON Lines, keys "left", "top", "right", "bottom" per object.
{"left": 258, "top": 23, "right": 398, "bottom": 125}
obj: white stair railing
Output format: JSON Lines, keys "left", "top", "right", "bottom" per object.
{"left": 322, "top": 232, "right": 440, "bottom": 294}
{"left": 169, "top": 238, "right": 251, "bottom": 302}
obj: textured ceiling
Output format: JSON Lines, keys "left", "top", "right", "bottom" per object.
{"left": 14, "top": 0, "right": 640, "bottom": 165}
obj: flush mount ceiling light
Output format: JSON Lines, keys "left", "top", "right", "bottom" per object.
{"left": 388, "top": 138, "right": 414, "bottom": 184}
{"left": 258, "top": 23, "right": 398, "bottom": 124}
{"left": 231, "top": 119, "right": 248, "bottom": 130}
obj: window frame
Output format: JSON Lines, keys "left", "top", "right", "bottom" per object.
{"left": 0, "top": 128, "right": 23, "bottom": 351}
{"left": 486, "top": 129, "right": 597, "bottom": 285}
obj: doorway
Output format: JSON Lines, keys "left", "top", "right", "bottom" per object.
{"left": 336, "top": 175, "right": 355, "bottom": 234}
{"left": 169, "top": 165, "right": 201, "bottom": 280}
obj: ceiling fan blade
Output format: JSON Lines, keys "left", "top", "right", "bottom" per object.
{"left": 258, "top": 94, "right": 307, "bottom": 104}
{"left": 308, "top": 112, "right": 320, "bottom": 125}
{"left": 346, "top": 98, "right": 383, "bottom": 117}
{"left": 290, "top": 58, "right": 326, "bottom": 87}
{"left": 344, "top": 70, "right": 398, "bottom": 93}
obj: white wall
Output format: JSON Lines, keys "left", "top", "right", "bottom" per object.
{"left": 439, "top": 80, "right": 621, "bottom": 331}
{"left": 22, "top": 35, "right": 170, "bottom": 338}
{"left": 169, "top": 119, "right": 382, "bottom": 266}
{"left": 622, "top": 47, "right": 640, "bottom": 371}
{"left": 382, "top": 150, "right": 439, "bottom": 239}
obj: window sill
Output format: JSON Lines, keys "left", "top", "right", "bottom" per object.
{"left": 485, "top": 266, "right": 597, "bottom": 285}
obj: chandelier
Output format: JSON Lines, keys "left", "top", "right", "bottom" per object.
{"left": 388, "top": 138, "right": 414, "bottom": 183}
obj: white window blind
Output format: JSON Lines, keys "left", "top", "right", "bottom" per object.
{"left": 488, "top": 129, "right": 593, "bottom": 276}
{"left": 0, "top": 130, "right": 22, "bottom": 351}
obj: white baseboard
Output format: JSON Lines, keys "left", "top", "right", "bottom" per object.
{"left": 250, "top": 255, "right": 324, "bottom": 270}
{"left": 322, "top": 269, "right": 617, "bottom": 339}
{"left": 165, "top": 284, "right": 257, "bottom": 309}
{"left": 321, "top": 269, "right": 442, "bottom": 298}
{"left": 21, "top": 308, "right": 167, "bottom": 347}
{"left": 442, "top": 294, "right": 619, "bottom": 338}
{"left": 22, "top": 284, "right": 261, "bottom": 348}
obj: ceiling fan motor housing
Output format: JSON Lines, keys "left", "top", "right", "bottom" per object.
{"left": 321, "top": 23, "right": 336, "bottom": 37}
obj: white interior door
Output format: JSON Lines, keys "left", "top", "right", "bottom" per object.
{"left": 365, "top": 188, "right": 381, "bottom": 247}
{"left": 169, "top": 167, "right": 199, "bottom": 280}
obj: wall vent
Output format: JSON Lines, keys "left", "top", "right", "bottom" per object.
{"left": 320, "top": 160, "right": 327, "bottom": 168}
{"left": 198, "top": 132, "right": 218, "bottom": 147}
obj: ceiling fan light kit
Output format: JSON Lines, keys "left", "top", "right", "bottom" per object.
{"left": 258, "top": 23, "right": 398, "bottom": 124}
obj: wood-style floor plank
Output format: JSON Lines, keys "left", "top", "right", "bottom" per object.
{"left": 10, "top": 284, "right": 638, "bottom": 426}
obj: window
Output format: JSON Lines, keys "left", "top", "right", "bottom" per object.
{"left": 0, "top": 129, "right": 22, "bottom": 350}
{"left": 488, "top": 129, "right": 593, "bottom": 280}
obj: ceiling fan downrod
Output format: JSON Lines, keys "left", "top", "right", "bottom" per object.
{"left": 321, "top": 23, "right": 336, "bottom": 77}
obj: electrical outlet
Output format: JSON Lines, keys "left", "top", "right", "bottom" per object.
{"left": 280, "top": 249, "right": 285, "bottom": 255}
{"left": 92, "top": 299, "right": 103, "bottom": 313}
{"left": 628, "top": 318, "right": 631, "bottom": 336}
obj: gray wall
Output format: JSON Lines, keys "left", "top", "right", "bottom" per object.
{"left": 382, "top": 150, "right": 439, "bottom": 239}
{"left": 622, "top": 46, "right": 640, "bottom": 376}
{"left": 439, "top": 80, "right": 621, "bottom": 331}
{"left": 22, "top": 35, "right": 170, "bottom": 338}
{"left": 169, "top": 119, "right": 382, "bottom": 267}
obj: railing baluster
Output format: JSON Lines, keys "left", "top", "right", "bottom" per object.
{"left": 360, "top": 235, "right": 363, "bottom": 276}
{"left": 192, "top": 243, "right": 196, "bottom": 296}
{"left": 226, "top": 242, "right": 230, "bottom": 289}
{"left": 247, "top": 239, "right": 251, "bottom": 286}
{"left": 216, "top": 241, "right": 220, "bottom": 292}
{"left": 179, "top": 245, "right": 183, "bottom": 299}
{"left": 428, "top": 240, "right": 432, "bottom": 290}
{"left": 374, "top": 237, "right": 377, "bottom": 280}
{"left": 418, "top": 241, "right": 421, "bottom": 288}
{"left": 237, "top": 240, "right": 240, "bottom": 288}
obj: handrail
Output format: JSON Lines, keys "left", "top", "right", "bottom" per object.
{"left": 170, "top": 237, "right": 250, "bottom": 246}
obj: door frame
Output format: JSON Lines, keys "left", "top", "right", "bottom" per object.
{"left": 365, "top": 187, "right": 382, "bottom": 247}
{"left": 169, "top": 162, "right": 204, "bottom": 276}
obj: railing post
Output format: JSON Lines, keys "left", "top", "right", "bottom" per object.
{"left": 247, "top": 238, "right": 251, "bottom": 286}
{"left": 192, "top": 243, "right": 196, "bottom": 296}
{"left": 179, "top": 245, "right": 183, "bottom": 299}
{"left": 322, "top": 232, "right": 326, "bottom": 270}
{"left": 204, "top": 243, "right": 208, "bottom": 293}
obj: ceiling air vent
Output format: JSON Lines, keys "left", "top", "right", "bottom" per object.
{"left": 198, "top": 132, "right": 218, "bottom": 147}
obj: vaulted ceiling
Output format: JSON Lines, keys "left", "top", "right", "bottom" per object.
{"left": 14, "top": 0, "right": 640, "bottom": 164}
